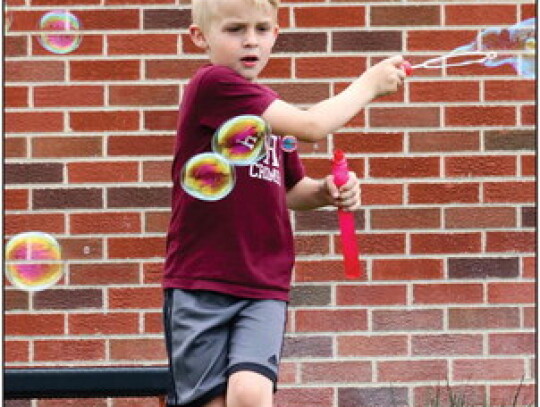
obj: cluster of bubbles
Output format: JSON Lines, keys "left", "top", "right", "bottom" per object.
{"left": 5, "top": 232, "right": 64, "bottom": 291}
{"left": 455, "top": 18, "right": 536, "bottom": 77}
{"left": 180, "top": 115, "right": 297, "bottom": 201}
{"left": 38, "top": 9, "right": 82, "bottom": 54}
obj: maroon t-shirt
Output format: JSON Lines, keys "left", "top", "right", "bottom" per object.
{"left": 163, "top": 65, "right": 305, "bottom": 301}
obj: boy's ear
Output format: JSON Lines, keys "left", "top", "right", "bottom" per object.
{"left": 189, "top": 24, "right": 208, "bottom": 50}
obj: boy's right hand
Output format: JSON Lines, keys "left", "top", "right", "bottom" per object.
{"left": 361, "top": 55, "right": 406, "bottom": 99}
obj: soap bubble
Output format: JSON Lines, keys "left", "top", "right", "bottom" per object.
{"left": 453, "top": 18, "right": 536, "bottom": 77}
{"left": 38, "top": 10, "right": 82, "bottom": 54}
{"left": 5, "top": 232, "right": 64, "bottom": 291}
{"left": 212, "top": 115, "right": 270, "bottom": 165}
{"left": 281, "top": 135, "right": 297, "bottom": 152}
{"left": 181, "top": 152, "right": 236, "bottom": 201}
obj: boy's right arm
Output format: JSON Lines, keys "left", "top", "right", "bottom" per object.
{"left": 262, "top": 55, "right": 405, "bottom": 142}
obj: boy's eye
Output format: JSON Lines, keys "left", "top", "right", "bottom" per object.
{"left": 225, "top": 25, "right": 242, "bottom": 33}
{"left": 257, "top": 25, "right": 270, "bottom": 32}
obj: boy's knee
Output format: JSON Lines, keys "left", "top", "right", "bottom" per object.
{"left": 227, "top": 371, "right": 273, "bottom": 407}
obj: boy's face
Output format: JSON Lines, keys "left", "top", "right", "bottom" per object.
{"left": 190, "top": 0, "right": 279, "bottom": 81}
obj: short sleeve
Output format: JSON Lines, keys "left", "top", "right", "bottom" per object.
{"left": 197, "top": 65, "right": 278, "bottom": 129}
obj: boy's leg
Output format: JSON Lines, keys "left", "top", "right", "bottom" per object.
{"left": 227, "top": 371, "right": 273, "bottom": 407}
{"left": 226, "top": 299, "right": 287, "bottom": 407}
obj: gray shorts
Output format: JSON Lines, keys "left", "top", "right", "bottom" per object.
{"left": 163, "top": 289, "right": 287, "bottom": 407}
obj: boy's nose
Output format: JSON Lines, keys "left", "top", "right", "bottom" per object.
{"left": 243, "top": 28, "right": 258, "bottom": 47}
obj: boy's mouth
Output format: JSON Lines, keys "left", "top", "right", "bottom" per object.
{"left": 241, "top": 56, "right": 259, "bottom": 66}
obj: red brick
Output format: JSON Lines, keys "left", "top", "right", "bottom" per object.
{"left": 108, "top": 135, "right": 175, "bottom": 156}
{"left": 109, "top": 287, "right": 163, "bottom": 309}
{"left": 108, "top": 236, "right": 165, "bottom": 259}
{"left": 445, "top": 5, "right": 517, "bottom": 25}
{"left": 413, "top": 283, "right": 483, "bottom": 304}
{"left": 370, "top": 157, "right": 439, "bottom": 178}
{"left": 445, "top": 207, "right": 516, "bottom": 229}
{"left": 5, "top": 340, "right": 30, "bottom": 363}
{"left": 295, "top": 6, "right": 365, "bottom": 27}
{"left": 483, "top": 181, "right": 535, "bottom": 203}
{"left": 407, "top": 30, "right": 477, "bottom": 51}
{"left": 33, "top": 137, "right": 103, "bottom": 158}
{"left": 301, "top": 361, "right": 371, "bottom": 383}
{"left": 144, "top": 109, "right": 178, "bottom": 131}
{"left": 34, "top": 86, "right": 104, "bottom": 107}
{"left": 521, "top": 155, "right": 535, "bottom": 177}
{"left": 337, "top": 285, "right": 406, "bottom": 306}
{"left": 4, "top": 189, "right": 29, "bottom": 210}
{"left": 70, "top": 111, "right": 139, "bottom": 132}
{"left": 378, "top": 360, "right": 448, "bottom": 382}
{"left": 109, "top": 338, "right": 166, "bottom": 361}
{"left": 445, "top": 156, "right": 516, "bottom": 177}
{"left": 409, "top": 183, "right": 479, "bottom": 204}
{"left": 335, "top": 132, "right": 403, "bottom": 154}
{"left": 489, "top": 333, "right": 535, "bottom": 355}
{"left": 361, "top": 184, "right": 403, "bottom": 205}
{"left": 5, "top": 86, "right": 28, "bottom": 107}
{"left": 68, "top": 312, "right": 139, "bottom": 335}
{"left": 373, "top": 309, "right": 443, "bottom": 331}
{"left": 70, "top": 212, "right": 142, "bottom": 234}
{"left": 409, "top": 131, "right": 480, "bottom": 152}
{"left": 445, "top": 106, "right": 516, "bottom": 126}
{"left": 68, "top": 162, "right": 138, "bottom": 183}
{"left": 5, "top": 137, "right": 27, "bottom": 158}
{"left": 338, "top": 335, "right": 408, "bottom": 357}
{"left": 143, "top": 161, "right": 171, "bottom": 182}
{"left": 109, "top": 85, "right": 179, "bottom": 106}
{"left": 5, "top": 314, "right": 64, "bottom": 336}
{"left": 34, "top": 339, "right": 105, "bottom": 361}
{"left": 5, "top": 213, "right": 65, "bottom": 235}
{"left": 410, "top": 81, "right": 480, "bottom": 102}
{"left": 486, "top": 231, "right": 535, "bottom": 253}
{"left": 146, "top": 59, "right": 206, "bottom": 79}
{"left": 294, "top": 234, "right": 329, "bottom": 256}
{"left": 452, "top": 359, "right": 524, "bottom": 381}
{"left": 487, "top": 282, "right": 535, "bottom": 304}
{"left": 371, "top": 5, "right": 440, "bottom": 26}
{"left": 485, "top": 80, "right": 535, "bottom": 101}
{"left": 296, "top": 309, "right": 367, "bottom": 332}
{"left": 370, "top": 107, "right": 440, "bottom": 127}
{"left": 412, "top": 334, "right": 483, "bottom": 356}
{"left": 5, "top": 112, "right": 63, "bottom": 133}
{"left": 76, "top": 9, "right": 139, "bottom": 29}
{"left": 449, "top": 307, "right": 520, "bottom": 329}
{"left": 411, "top": 233, "right": 481, "bottom": 254}
{"left": 521, "top": 104, "right": 535, "bottom": 125}
{"left": 143, "top": 312, "right": 163, "bottom": 334}
{"left": 108, "top": 34, "right": 178, "bottom": 55}
{"left": 33, "top": 34, "right": 104, "bottom": 56}
{"left": 490, "top": 384, "right": 536, "bottom": 407}
{"left": 145, "top": 211, "right": 171, "bottom": 233}
{"left": 70, "top": 60, "right": 140, "bottom": 81}
{"left": 371, "top": 208, "right": 440, "bottom": 229}
{"left": 6, "top": 60, "right": 64, "bottom": 82}
{"left": 372, "top": 259, "right": 443, "bottom": 280}
{"left": 70, "top": 263, "right": 139, "bottom": 285}
{"left": 276, "top": 387, "right": 334, "bottom": 407}
{"left": 296, "top": 56, "right": 365, "bottom": 78}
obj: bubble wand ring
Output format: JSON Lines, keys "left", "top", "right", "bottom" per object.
{"left": 402, "top": 51, "right": 498, "bottom": 75}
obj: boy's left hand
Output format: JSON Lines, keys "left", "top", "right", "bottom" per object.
{"left": 325, "top": 171, "right": 361, "bottom": 211}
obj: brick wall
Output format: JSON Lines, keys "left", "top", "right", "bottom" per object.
{"left": 4, "top": 0, "right": 536, "bottom": 406}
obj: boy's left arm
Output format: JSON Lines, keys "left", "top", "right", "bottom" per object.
{"left": 286, "top": 173, "right": 360, "bottom": 211}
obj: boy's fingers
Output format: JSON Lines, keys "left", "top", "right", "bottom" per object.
{"left": 326, "top": 176, "right": 339, "bottom": 199}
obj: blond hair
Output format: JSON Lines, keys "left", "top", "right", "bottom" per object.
{"left": 192, "top": 0, "right": 280, "bottom": 32}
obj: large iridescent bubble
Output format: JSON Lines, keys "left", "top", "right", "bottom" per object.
{"left": 38, "top": 10, "right": 82, "bottom": 54}
{"left": 5, "top": 232, "right": 64, "bottom": 291}
{"left": 181, "top": 152, "right": 236, "bottom": 201}
{"left": 212, "top": 115, "right": 270, "bottom": 165}
{"left": 454, "top": 18, "right": 536, "bottom": 77}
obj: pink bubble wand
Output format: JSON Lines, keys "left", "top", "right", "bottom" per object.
{"left": 332, "top": 149, "right": 364, "bottom": 279}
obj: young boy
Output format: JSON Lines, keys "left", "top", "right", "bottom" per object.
{"left": 162, "top": 1, "right": 406, "bottom": 406}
